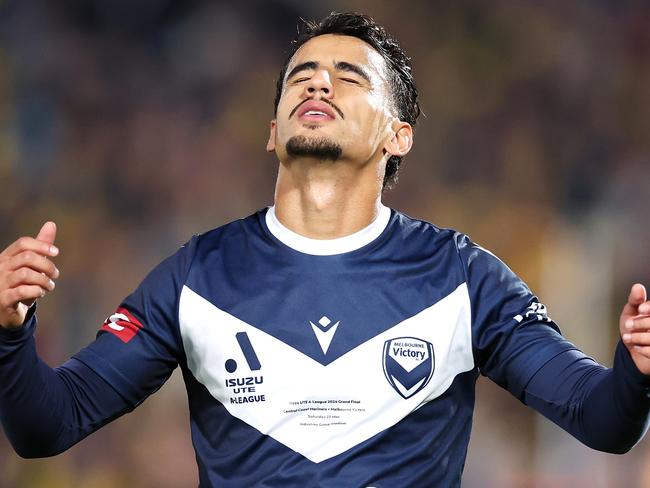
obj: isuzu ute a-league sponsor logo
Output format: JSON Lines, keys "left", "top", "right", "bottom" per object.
{"left": 100, "top": 307, "right": 144, "bottom": 343}
{"left": 383, "top": 337, "right": 435, "bottom": 399}
{"left": 224, "top": 332, "right": 266, "bottom": 404}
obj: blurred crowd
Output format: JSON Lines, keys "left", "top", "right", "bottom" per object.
{"left": 0, "top": 0, "right": 648, "bottom": 486}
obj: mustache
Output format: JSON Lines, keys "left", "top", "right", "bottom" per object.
{"left": 289, "top": 98, "right": 345, "bottom": 119}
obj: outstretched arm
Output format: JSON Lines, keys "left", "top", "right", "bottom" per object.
{"left": 522, "top": 284, "right": 650, "bottom": 454}
{"left": 0, "top": 222, "right": 186, "bottom": 458}
{"left": 459, "top": 236, "right": 650, "bottom": 454}
{"left": 0, "top": 223, "right": 132, "bottom": 457}
{"left": 0, "top": 320, "right": 132, "bottom": 457}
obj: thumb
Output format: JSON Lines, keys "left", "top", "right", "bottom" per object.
{"left": 623, "top": 283, "right": 647, "bottom": 317}
{"left": 36, "top": 221, "right": 57, "bottom": 246}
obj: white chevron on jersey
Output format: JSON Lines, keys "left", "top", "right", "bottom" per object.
{"left": 179, "top": 283, "right": 474, "bottom": 463}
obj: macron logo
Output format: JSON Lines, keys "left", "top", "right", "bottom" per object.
{"left": 309, "top": 315, "right": 340, "bottom": 354}
{"left": 514, "top": 302, "right": 551, "bottom": 324}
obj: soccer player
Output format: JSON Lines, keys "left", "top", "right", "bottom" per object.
{"left": 1, "top": 12, "right": 649, "bottom": 487}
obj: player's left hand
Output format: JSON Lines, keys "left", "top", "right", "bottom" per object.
{"left": 620, "top": 283, "right": 650, "bottom": 375}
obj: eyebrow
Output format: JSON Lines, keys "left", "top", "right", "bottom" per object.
{"left": 285, "top": 60, "right": 372, "bottom": 84}
{"left": 334, "top": 61, "right": 371, "bottom": 83}
{"left": 285, "top": 61, "right": 318, "bottom": 81}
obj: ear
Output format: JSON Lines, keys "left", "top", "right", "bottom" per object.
{"left": 384, "top": 120, "right": 413, "bottom": 158}
{"left": 266, "top": 120, "right": 277, "bottom": 152}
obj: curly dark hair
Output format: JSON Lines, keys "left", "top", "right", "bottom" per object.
{"left": 273, "top": 12, "right": 420, "bottom": 189}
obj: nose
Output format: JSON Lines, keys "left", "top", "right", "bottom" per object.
{"left": 305, "top": 69, "right": 334, "bottom": 99}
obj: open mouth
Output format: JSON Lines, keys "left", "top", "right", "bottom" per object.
{"left": 292, "top": 99, "right": 341, "bottom": 121}
{"left": 299, "top": 109, "right": 334, "bottom": 122}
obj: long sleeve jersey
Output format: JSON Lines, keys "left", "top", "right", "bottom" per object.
{"left": 2, "top": 206, "right": 650, "bottom": 487}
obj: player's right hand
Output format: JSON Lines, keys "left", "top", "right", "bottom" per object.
{"left": 0, "top": 222, "right": 59, "bottom": 329}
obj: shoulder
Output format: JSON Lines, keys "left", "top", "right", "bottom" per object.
{"left": 177, "top": 209, "right": 272, "bottom": 283}
{"left": 190, "top": 208, "right": 267, "bottom": 254}
{"left": 390, "top": 209, "right": 474, "bottom": 258}
{"left": 389, "top": 209, "right": 520, "bottom": 285}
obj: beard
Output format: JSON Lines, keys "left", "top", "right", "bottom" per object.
{"left": 285, "top": 135, "right": 342, "bottom": 161}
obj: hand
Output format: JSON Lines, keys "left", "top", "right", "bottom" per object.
{"left": 620, "top": 283, "right": 650, "bottom": 375}
{"left": 0, "top": 222, "right": 59, "bottom": 329}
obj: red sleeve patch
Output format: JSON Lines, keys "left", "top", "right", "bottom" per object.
{"left": 100, "top": 307, "right": 144, "bottom": 343}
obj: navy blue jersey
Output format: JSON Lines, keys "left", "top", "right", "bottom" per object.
{"left": 2, "top": 206, "right": 649, "bottom": 487}
{"left": 70, "top": 206, "right": 573, "bottom": 486}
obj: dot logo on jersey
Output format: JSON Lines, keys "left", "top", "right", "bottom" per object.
{"left": 383, "top": 337, "right": 435, "bottom": 399}
{"left": 224, "top": 332, "right": 266, "bottom": 404}
{"left": 100, "top": 307, "right": 144, "bottom": 343}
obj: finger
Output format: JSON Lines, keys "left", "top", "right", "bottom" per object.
{"left": 7, "top": 251, "right": 59, "bottom": 279}
{"left": 632, "top": 346, "right": 650, "bottom": 359}
{"left": 0, "top": 285, "right": 47, "bottom": 309}
{"left": 35, "top": 221, "right": 57, "bottom": 247}
{"left": 624, "top": 313, "right": 650, "bottom": 331}
{"left": 6, "top": 268, "right": 56, "bottom": 291}
{"left": 640, "top": 301, "right": 650, "bottom": 315}
{"left": 622, "top": 284, "right": 647, "bottom": 317}
{"left": 1, "top": 236, "right": 59, "bottom": 259}
{"left": 623, "top": 331, "right": 650, "bottom": 346}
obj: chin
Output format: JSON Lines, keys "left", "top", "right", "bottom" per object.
{"left": 285, "top": 135, "right": 343, "bottom": 161}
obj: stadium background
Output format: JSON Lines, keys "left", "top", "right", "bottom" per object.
{"left": 0, "top": 0, "right": 649, "bottom": 486}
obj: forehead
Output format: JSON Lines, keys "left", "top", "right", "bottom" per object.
{"left": 286, "top": 34, "right": 388, "bottom": 82}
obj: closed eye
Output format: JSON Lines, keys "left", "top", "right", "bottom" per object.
{"left": 292, "top": 77, "right": 310, "bottom": 83}
{"left": 340, "top": 78, "right": 360, "bottom": 84}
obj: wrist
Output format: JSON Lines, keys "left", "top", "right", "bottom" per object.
{"left": 0, "top": 321, "right": 26, "bottom": 330}
{"left": 616, "top": 340, "right": 650, "bottom": 385}
{"left": 0, "top": 304, "right": 37, "bottom": 331}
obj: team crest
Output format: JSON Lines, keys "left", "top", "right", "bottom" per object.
{"left": 383, "top": 337, "right": 435, "bottom": 399}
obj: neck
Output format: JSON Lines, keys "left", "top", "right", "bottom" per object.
{"left": 273, "top": 158, "right": 383, "bottom": 239}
